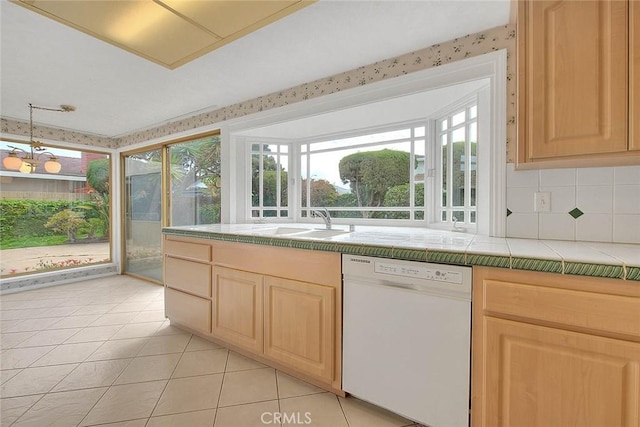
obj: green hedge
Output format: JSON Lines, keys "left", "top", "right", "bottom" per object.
{"left": 0, "top": 199, "right": 79, "bottom": 241}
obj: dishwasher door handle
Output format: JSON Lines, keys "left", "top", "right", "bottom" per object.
{"left": 343, "top": 276, "right": 472, "bottom": 301}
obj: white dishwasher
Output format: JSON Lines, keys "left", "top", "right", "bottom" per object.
{"left": 342, "top": 254, "right": 472, "bottom": 427}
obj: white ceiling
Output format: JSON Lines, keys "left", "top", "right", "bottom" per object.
{"left": 0, "top": 0, "right": 510, "bottom": 138}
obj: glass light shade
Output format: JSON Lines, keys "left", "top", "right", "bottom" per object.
{"left": 19, "top": 161, "right": 33, "bottom": 174}
{"left": 44, "top": 159, "right": 62, "bottom": 173}
{"left": 3, "top": 153, "right": 22, "bottom": 170}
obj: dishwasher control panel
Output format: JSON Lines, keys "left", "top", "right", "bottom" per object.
{"left": 374, "top": 261, "right": 463, "bottom": 284}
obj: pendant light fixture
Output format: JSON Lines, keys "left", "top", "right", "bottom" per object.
{"left": 3, "top": 103, "right": 76, "bottom": 174}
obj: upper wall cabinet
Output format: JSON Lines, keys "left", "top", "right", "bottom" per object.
{"left": 518, "top": 0, "right": 640, "bottom": 168}
{"left": 632, "top": 0, "right": 639, "bottom": 151}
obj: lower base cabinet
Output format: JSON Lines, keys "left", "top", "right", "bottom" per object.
{"left": 211, "top": 267, "right": 263, "bottom": 354}
{"left": 472, "top": 267, "right": 640, "bottom": 427}
{"left": 164, "top": 287, "right": 211, "bottom": 335}
{"left": 264, "top": 276, "right": 335, "bottom": 383}
{"left": 163, "top": 235, "right": 342, "bottom": 393}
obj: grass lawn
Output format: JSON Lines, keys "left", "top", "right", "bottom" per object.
{"left": 0, "top": 235, "right": 68, "bottom": 250}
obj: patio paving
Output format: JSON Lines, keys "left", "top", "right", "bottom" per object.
{"left": 0, "top": 242, "right": 110, "bottom": 276}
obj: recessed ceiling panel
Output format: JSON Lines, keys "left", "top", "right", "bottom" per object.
{"left": 160, "top": 0, "right": 303, "bottom": 38}
{"left": 14, "top": 0, "right": 313, "bottom": 69}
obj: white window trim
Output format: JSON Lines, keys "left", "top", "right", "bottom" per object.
{"left": 426, "top": 92, "right": 484, "bottom": 233}
{"left": 0, "top": 134, "right": 121, "bottom": 287}
{"left": 247, "top": 138, "right": 293, "bottom": 220}
{"left": 295, "top": 120, "right": 429, "bottom": 225}
{"left": 224, "top": 50, "right": 507, "bottom": 236}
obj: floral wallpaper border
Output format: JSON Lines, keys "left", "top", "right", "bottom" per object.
{"left": 0, "top": 24, "right": 517, "bottom": 160}
{"left": 116, "top": 24, "right": 517, "bottom": 160}
{"left": 1, "top": 118, "right": 116, "bottom": 149}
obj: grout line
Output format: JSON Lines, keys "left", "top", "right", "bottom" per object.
{"left": 210, "top": 345, "right": 230, "bottom": 427}
{"left": 144, "top": 336, "right": 189, "bottom": 423}
{"left": 336, "top": 393, "right": 351, "bottom": 427}
{"left": 6, "top": 392, "right": 50, "bottom": 427}
{"left": 274, "top": 369, "right": 283, "bottom": 427}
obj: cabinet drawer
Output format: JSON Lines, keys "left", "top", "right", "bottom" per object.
{"left": 484, "top": 279, "right": 640, "bottom": 338}
{"left": 165, "top": 287, "right": 211, "bottom": 334}
{"left": 165, "top": 257, "right": 211, "bottom": 298}
{"left": 165, "top": 238, "right": 211, "bottom": 262}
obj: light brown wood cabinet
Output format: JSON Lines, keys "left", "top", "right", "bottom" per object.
{"left": 163, "top": 235, "right": 343, "bottom": 393}
{"left": 264, "top": 276, "right": 335, "bottom": 383}
{"left": 163, "top": 237, "right": 212, "bottom": 334}
{"left": 472, "top": 267, "right": 640, "bottom": 427}
{"left": 211, "top": 266, "right": 263, "bottom": 353}
{"left": 518, "top": 0, "right": 640, "bottom": 167}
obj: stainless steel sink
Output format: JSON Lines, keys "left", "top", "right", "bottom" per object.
{"left": 251, "top": 226, "right": 350, "bottom": 239}
{"left": 251, "top": 227, "right": 310, "bottom": 236}
{"left": 295, "top": 229, "right": 350, "bottom": 238}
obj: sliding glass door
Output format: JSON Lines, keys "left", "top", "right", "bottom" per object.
{"left": 122, "top": 132, "right": 221, "bottom": 283}
{"left": 123, "top": 149, "right": 163, "bottom": 282}
{"left": 168, "top": 134, "right": 221, "bottom": 226}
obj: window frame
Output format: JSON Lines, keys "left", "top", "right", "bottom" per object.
{"left": 295, "top": 120, "right": 429, "bottom": 225}
{"left": 246, "top": 101, "right": 481, "bottom": 231}
{"left": 0, "top": 137, "right": 116, "bottom": 280}
{"left": 225, "top": 49, "right": 507, "bottom": 236}
{"left": 248, "top": 139, "right": 292, "bottom": 220}
{"left": 430, "top": 94, "right": 480, "bottom": 233}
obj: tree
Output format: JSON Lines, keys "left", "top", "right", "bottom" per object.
{"left": 86, "top": 159, "right": 110, "bottom": 194}
{"left": 169, "top": 136, "right": 222, "bottom": 224}
{"left": 301, "top": 178, "right": 338, "bottom": 207}
{"left": 444, "top": 140, "right": 476, "bottom": 208}
{"left": 262, "top": 169, "right": 288, "bottom": 210}
{"left": 251, "top": 147, "right": 284, "bottom": 213}
{"left": 382, "top": 183, "right": 425, "bottom": 219}
{"left": 339, "top": 149, "right": 412, "bottom": 217}
{"left": 82, "top": 158, "right": 111, "bottom": 238}
{"left": 45, "top": 210, "right": 85, "bottom": 242}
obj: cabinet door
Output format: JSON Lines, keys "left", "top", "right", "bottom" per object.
{"left": 521, "top": 0, "right": 628, "bottom": 159}
{"left": 482, "top": 317, "right": 640, "bottom": 427}
{"left": 212, "top": 267, "right": 263, "bottom": 353}
{"left": 264, "top": 276, "right": 334, "bottom": 383}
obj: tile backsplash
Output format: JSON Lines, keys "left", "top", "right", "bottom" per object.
{"left": 506, "top": 164, "right": 640, "bottom": 243}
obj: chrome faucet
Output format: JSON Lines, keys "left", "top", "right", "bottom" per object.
{"left": 312, "top": 208, "right": 332, "bottom": 229}
{"left": 452, "top": 216, "right": 466, "bottom": 232}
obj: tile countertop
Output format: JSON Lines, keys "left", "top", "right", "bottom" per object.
{"left": 162, "top": 224, "right": 640, "bottom": 281}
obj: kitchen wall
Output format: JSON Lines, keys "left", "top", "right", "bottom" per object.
{"left": 1, "top": 24, "right": 517, "bottom": 156}
{"left": 2, "top": 23, "right": 637, "bottom": 244}
{"left": 506, "top": 164, "right": 640, "bottom": 243}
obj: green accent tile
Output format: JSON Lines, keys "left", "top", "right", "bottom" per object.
{"left": 626, "top": 267, "right": 640, "bottom": 281}
{"left": 563, "top": 262, "right": 624, "bottom": 279}
{"left": 568, "top": 207, "right": 584, "bottom": 219}
{"left": 308, "top": 241, "right": 338, "bottom": 253}
{"left": 253, "top": 236, "right": 273, "bottom": 246}
{"left": 511, "top": 257, "right": 562, "bottom": 273}
{"left": 506, "top": 208, "right": 512, "bottom": 217}
{"left": 360, "top": 245, "right": 394, "bottom": 258}
{"left": 426, "top": 251, "right": 466, "bottom": 265}
{"left": 391, "top": 248, "right": 427, "bottom": 262}
{"left": 235, "top": 235, "right": 255, "bottom": 245}
{"left": 288, "top": 239, "right": 316, "bottom": 251}
{"left": 220, "top": 233, "right": 238, "bottom": 242}
{"left": 269, "top": 237, "right": 291, "bottom": 248}
{"left": 335, "top": 243, "right": 362, "bottom": 255}
{"left": 466, "top": 254, "right": 510, "bottom": 268}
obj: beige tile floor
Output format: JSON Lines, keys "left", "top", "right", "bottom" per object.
{"left": 0, "top": 275, "right": 420, "bottom": 427}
